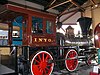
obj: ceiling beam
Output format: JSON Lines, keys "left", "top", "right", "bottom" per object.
{"left": 46, "top": 0, "right": 70, "bottom": 10}
{"left": 48, "top": 0, "right": 57, "bottom": 7}
{"left": 61, "top": 27, "right": 66, "bottom": 32}
{"left": 58, "top": 8, "right": 79, "bottom": 17}
{"left": 61, "top": 10, "right": 78, "bottom": 22}
{"left": 67, "top": 4, "right": 74, "bottom": 10}
{"left": 63, "top": 23, "right": 77, "bottom": 25}
{"left": 68, "top": 0, "right": 84, "bottom": 11}
{"left": 69, "top": 0, "right": 80, "bottom": 7}
{"left": 90, "top": 0, "right": 96, "bottom": 5}
{"left": 59, "top": 4, "right": 73, "bottom": 17}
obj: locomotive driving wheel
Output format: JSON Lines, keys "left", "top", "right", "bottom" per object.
{"left": 65, "top": 49, "right": 78, "bottom": 72}
{"left": 31, "top": 51, "right": 54, "bottom": 75}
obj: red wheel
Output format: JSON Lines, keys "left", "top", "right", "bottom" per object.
{"left": 31, "top": 51, "right": 54, "bottom": 75}
{"left": 65, "top": 49, "right": 78, "bottom": 72}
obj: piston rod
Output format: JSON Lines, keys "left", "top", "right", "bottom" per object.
{"left": 48, "top": 56, "right": 86, "bottom": 63}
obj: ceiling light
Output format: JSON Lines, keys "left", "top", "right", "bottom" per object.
{"left": 95, "top": 4, "right": 98, "bottom": 7}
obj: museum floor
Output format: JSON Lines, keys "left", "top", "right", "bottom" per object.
{"left": 0, "top": 61, "right": 96, "bottom": 75}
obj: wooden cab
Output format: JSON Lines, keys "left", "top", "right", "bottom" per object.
{"left": 0, "top": 4, "right": 57, "bottom": 47}
{"left": 21, "top": 9, "right": 57, "bottom": 47}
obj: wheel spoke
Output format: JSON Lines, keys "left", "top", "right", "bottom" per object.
{"left": 39, "top": 68, "right": 43, "bottom": 74}
{"left": 45, "top": 67, "right": 49, "bottom": 71}
{"left": 32, "top": 64, "right": 40, "bottom": 67}
{"left": 47, "top": 64, "right": 52, "bottom": 67}
{"left": 45, "top": 54, "right": 49, "bottom": 61}
{"left": 43, "top": 69, "right": 46, "bottom": 74}
{"left": 38, "top": 54, "right": 41, "bottom": 61}
{"left": 31, "top": 51, "right": 54, "bottom": 75}
{"left": 42, "top": 53, "right": 45, "bottom": 61}
{"left": 34, "top": 58, "right": 40, "bottom": 64}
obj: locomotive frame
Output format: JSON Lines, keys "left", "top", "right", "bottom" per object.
{"left": 0, "top": 3, "right": 97, "bottom": 75}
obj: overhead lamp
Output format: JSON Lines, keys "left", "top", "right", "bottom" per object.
{"left": 95, "top": 4, "right": 98, "bottom": 7}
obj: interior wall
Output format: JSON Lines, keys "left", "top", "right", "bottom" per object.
{"left": 58, "top": 12, "right": 81, "bottom": 35}
{"left": 92, "top": 7, "right": 100, "bottom": 28}
{"left": 84, "top": 6, "right": 100, "bottom": 30}
{"left": 60, "top": 12, "right": 81, "bottom": 24}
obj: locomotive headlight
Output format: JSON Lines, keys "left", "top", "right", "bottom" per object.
{"left": 95, "top": 35, "right": 99, "bottom": 40}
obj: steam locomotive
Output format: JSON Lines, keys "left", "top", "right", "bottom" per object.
{"left": 0, "top": 4, "right": 96, "bottom": 75}
{"left": 14, "top": 10, "right": 96, "bottom": 75}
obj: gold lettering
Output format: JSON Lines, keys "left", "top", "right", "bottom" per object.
{"left": 38, "top": 38, "right": 43, "bottom": 42}
{"left": 33, "top": 38, "right": 53, "bottom": 43}
{"left": 44, "top": 38, "right": 47, "bottom": 42}
{"left": 48, "top": 39, "right": 52, "bottom": 42}
{"left": 34, "top": 38, "right": 37, "bottom": 42}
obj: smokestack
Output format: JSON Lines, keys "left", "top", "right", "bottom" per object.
{"left": 77, "top": 17, "right": 92, "bottom": 37}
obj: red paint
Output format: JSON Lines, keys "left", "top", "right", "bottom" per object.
{"left": 65, "top": 50, "right": 78, "bottom": 71}
{"left": 94, "top": 23, "right": 100, "bottom": 48}
{"left": 31, "top": 51, "right": 54, "bottom": 75}
{"left": 89, "top": 72, "right": 99, "bottom": 75}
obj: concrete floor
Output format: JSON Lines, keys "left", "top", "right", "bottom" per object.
{"left": 52, "top": 64, "right": 93, "bottom": 75}
{"left": 0, "top": 63, "right": 94, "bottom": 75}
{"left": 0, "top": 64, "right": 15, "bottom": 75}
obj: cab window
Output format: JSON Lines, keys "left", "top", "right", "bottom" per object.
{"left": 46, "top": 20, "right": 53, "bottom": 34}
{"left": 32, "top": 16, "right": 43, "bottom": 34}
